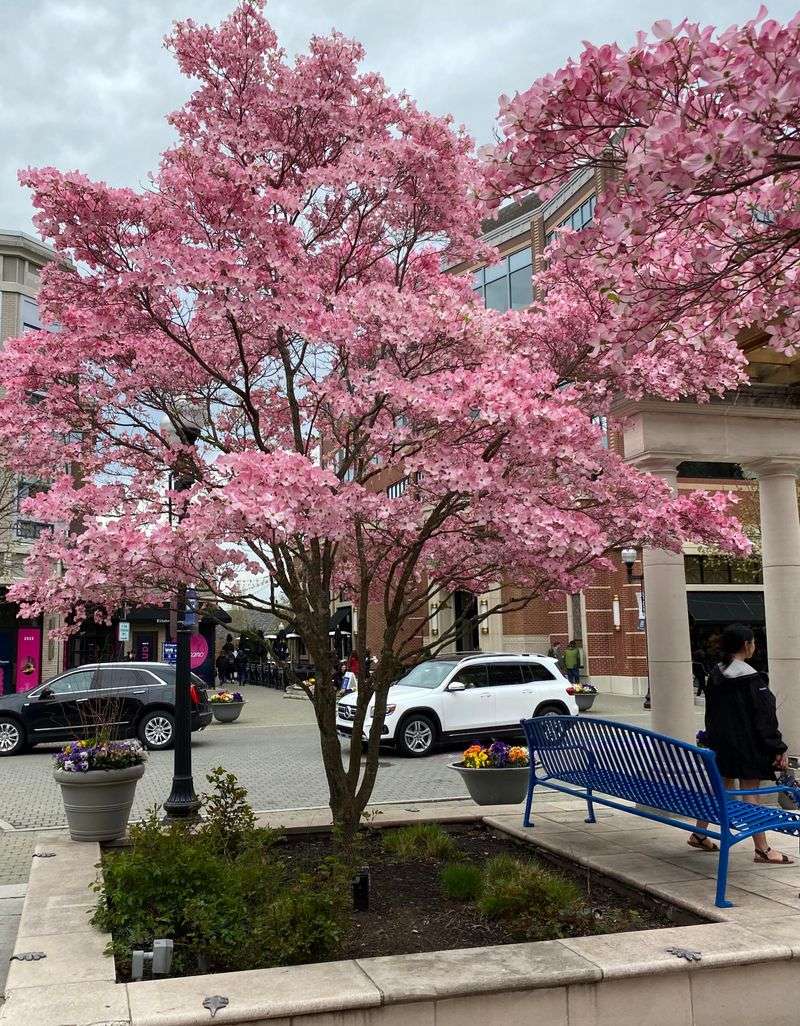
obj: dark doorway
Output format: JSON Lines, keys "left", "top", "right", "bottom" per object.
{"left": 687, "top": 591, "right": 767, "bottom": 674}
{"left": 454, "top": 591, "right": 479, "bottom": 652}
{"left": 0, "top": 628, "right": 14, "bottom": 694}
{"left": 134, "top": 631, "right": 158, "bottom": 662}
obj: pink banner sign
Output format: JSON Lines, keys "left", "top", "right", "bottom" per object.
{"left": 190, "top": 634, "right": 209, "bottom": 669}
{"left": 16, "top": 628, "right": 41, "bottom": 692}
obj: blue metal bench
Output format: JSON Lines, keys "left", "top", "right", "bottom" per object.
{"left": 520, "top": 715, "right": 800, "bottom": 907}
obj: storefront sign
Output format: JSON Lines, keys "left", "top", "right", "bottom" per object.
{"left": 162, "top": 637, "right": 208, "bottom": 669}
{"left": 190, "top": 634, "right": 209, "bottom": 669}
{"left": 15, "top": 628, "right": 41, "bottom": 692}
{"left": 636, "top": 591, "right": 646, "bottom": 630}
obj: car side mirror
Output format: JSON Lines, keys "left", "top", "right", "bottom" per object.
{"left": 447, "top": 680, "right": 467, "bottom": 692}
{"left": 39, "top": 688, "right": 54, "bottom": 700}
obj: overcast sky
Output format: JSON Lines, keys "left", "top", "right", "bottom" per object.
{"left": 2, "top": 0, "right": 798, "bottom": 236}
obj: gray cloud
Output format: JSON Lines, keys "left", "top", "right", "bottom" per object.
{"left": 2, "top": 0, "right": 796, "bottom": 234}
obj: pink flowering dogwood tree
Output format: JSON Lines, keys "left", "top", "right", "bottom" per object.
{"left": 487, "top": 8, "right": 800, "bottom": 367}
{"left": 2, "top": 2, "right": 748, "bottom": 834}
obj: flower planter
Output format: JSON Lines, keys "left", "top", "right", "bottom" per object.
{"left": 449, "top": 762, "right": 529, "bottom": 805}
{"left": 211, "top": 701, "right": 244, "bottom": 723}
{"left": 575, "top": 693, "right": 596, "bottom": 713}
{"left": 53, "top": 763, "right": 145, "bottom": 842}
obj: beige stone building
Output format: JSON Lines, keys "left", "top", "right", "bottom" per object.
{"left": 0, "top": 230, "right": 64, "bottom": 689}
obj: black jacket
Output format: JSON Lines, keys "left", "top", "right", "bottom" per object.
{"left": 704, "top": 663, "right": 787, "bottom": 780}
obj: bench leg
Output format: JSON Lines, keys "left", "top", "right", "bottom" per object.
{"left": 523, "top": 776, "right": 535, "bottom": 828}
{"left": 715, "top": 839, "right": 733, "bottom": 909}
{"left": 585, "top": 789, "right": 596, "bottom": 824}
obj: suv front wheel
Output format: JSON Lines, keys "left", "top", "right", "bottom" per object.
{"left": 139, "top": 710, "right": 175, "bottom": 750}
{"left": 396, "top": 713, "right": 437, "bottom": 757}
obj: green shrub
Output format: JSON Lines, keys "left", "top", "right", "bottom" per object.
{"left": 478, "top": 856, "right": 585, "bottom": 941}
{"left": 383, "top": 823, "right": 456, "bottom": 861}
{"left": 92, "top": 768, "right": 348, "bottom": 977}
{"left": 440, "top": 862, "right": 483, "bottom": 901}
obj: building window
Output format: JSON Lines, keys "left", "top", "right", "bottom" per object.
{"left": 17, "top": 481, "right": 48, "bottom": 511}
{"left": 684, "top": 554, "right": 763, "bottom": 585}
{"left": 21, "top": 297, "right": 41, "bottom": 332}
{"left": 15, "top": 520, "right": 49, "bottom": 540}
{"left": 472, "top": 247, "right": 532, "bottom": 311}
{"left": 546, "top": 195, "right": 596, "bottom": 247}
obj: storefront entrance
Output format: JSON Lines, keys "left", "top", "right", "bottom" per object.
{"left": 687, "top": 591, "right": 767, "bottom": 675}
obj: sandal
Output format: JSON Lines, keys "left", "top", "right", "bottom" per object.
{"left": 754, "top": 847, "right": 794, "bottom": 865}
{"left": 688, "top": 833, "right": 719, "bottom": 852}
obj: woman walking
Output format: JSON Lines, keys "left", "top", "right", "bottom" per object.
{"left": 689, "top": 623, "right": 793, "bottom": 864}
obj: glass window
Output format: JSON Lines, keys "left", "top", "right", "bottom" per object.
{"left": 484, "top": 278, "right": 510, "bottom": 312}
{"left": 454, "top": 664, "right": 489, "bottom": 688}
{"left": 96, "top": 668, "right": 150, "bottom": 689}
{"left": 509, "top": 248, "right": 532, "bottom": 272}
{"left": 521, "top": 662, "right": 556, "bottom": 682}
{"left": 396, "top": 661, "right": 458, "bottom": 689}
{"left": 684, "top": 556, "right": 703, "bottom": 584}
{"left": 21, "top": 297, "right": 41, "bottom": 331}
{"left": 510, "top": 268, "right": 533, "bottom": 309}
{"left": 485, "top": 663, "right": 524, "bottom": 687}
{"left": 472, "top": 248, "right": 533, "bottom": 310}
{"left": 483, "top": 261, "right": 507, "bottom": 283}
{"left": 47, "top": 669, "right": 96, "bottom": 695}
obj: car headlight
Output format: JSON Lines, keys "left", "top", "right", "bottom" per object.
{"left": 368, "top": 704, "right": 396, "bottom": 716}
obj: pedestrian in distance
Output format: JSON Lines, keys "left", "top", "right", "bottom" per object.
{"left": 689, "top": 623, "right": 793, "bottom": 863}
{"left": 234, "top": 643, "right": 249, "bottom": 686}
{"left": 563, "top": 639, "right": 582, "bottom": 685}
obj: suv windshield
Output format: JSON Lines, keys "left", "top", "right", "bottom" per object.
{"left": 396, "top": 661, "right": 458, "bottom": 690}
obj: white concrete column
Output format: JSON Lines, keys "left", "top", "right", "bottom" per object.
{"left": 750, "top": 459, "right": 800, "bottom": 755}
{"left": 640, "top": 461, "right": 696, "bottom": 742}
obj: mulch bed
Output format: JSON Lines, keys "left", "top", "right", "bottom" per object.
{"left": 280, "top": 823, "right": 701, "bottom": 960}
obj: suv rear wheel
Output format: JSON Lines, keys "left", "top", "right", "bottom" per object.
{"left": 533, "top": 702, "right": 567, "bottom": 717}
{"left": 139, "top": 710, "right": 175, "bottom": 750}
{"left": 397, "top": 713, "right": 437, "bottom": 757}
{"left": 0, "top": 717, "right": 25, "bottom": 756}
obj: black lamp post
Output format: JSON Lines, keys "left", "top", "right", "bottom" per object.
{"left": 161, "top": 406, "right": 203, "bottom": 821}
{"left": 621, "top": 547, "right": 651, "bottom": 710}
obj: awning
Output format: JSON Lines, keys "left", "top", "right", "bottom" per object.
{"left": 687, "top": 591, "right": 765, "bottom": 624}
{"left": 330, "top": 606, "right": 352, "bottom": 633}
{"left": 200, "top": 605, "right": 232, "bottom": 625}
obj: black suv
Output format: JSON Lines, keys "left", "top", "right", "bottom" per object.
{"left": 0, "top": 662, "right": 212, "bottom": 756}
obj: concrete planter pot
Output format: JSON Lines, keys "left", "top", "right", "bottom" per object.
{"left": 211, "top": 701, "right": 244, "bottom": 723}
{"left": 53, "top": 763, "right": 145, "bottom": 842}
{"left": 575, "top": 693, "right": 597, "bottom": 712}
{"left": 449, "top": 762, "right": 529, "bottom": 806}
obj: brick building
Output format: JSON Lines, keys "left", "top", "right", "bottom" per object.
{"left": 350, "top": 168, "right": 800, "bottom": 751}
{"left": 0, "top": 230, "right": 65, "bottom": 690}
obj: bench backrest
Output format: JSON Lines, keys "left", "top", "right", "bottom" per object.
{"left": 522, "top": 716, "right": 726, "bottom": 823}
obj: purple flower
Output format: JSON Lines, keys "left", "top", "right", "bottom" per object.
{"left": 488, "top": 741, "right": 509, "bottom": 768}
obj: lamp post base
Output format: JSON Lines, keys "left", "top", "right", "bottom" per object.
{"left": 162, "top": 776, "right": 201, "bottom": 823}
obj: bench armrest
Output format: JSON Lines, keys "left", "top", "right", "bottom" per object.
{"left": 726, "top": 784, "right": 800, "bottom": 799}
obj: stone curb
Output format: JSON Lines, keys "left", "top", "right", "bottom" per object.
{"left": 3, "top": 806, "right": 800, "bottom": 1025}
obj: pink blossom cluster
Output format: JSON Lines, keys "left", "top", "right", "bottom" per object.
{"left": 486, "top": 8, "right": 800, "bottom": 360}
{"left": 0, "top": 1, "right": 751, "bottom": 642}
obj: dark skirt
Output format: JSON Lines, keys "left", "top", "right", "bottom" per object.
{"left": 713, "top": 747, "right": 774, "bottom": 782}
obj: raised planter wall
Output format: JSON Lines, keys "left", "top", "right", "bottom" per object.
{"left": 4, "top": 814, "right": 800, "bottom": 1026}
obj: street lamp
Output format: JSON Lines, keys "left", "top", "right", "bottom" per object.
{"left": 160, "top": 404, "right": 204, "bottom": 821}
{"left": 621, "top": 547, "right": 651, "bottom": 710}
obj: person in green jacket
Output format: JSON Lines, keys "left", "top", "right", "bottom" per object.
{"left": 563, "top": 639, "right": 582, "bottom": 685}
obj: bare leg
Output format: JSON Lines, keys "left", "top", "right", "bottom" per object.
{"left": 735, "top": 778, "right": 794, "bottom": 863}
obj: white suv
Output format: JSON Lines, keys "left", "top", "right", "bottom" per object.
{"left": 336, "top": 652, "right": 578, "bottom": 757}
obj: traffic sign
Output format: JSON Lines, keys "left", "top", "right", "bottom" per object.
{"left": 118, "top": 621, "right": 131, "bottom": 642}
